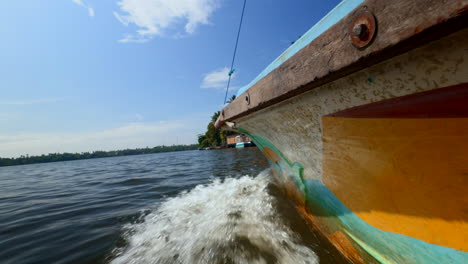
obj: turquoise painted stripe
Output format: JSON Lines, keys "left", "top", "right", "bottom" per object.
{"left": 304, "top": 180, "right": 468, "bottom": 264}
{"left": 236, "top": 0, "right": 364, "bottom": 97}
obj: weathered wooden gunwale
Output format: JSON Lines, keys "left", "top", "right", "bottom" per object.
{"left": 216, "top": 0, "right": 468, "bottom": 128}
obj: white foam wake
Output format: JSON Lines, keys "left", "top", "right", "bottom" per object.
{"left": 111, "top": 169, "right": 318, "bottom": 264}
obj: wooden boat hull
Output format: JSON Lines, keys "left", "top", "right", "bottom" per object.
{"left": 216, "top": 0, "right": 468, "bottom": 262}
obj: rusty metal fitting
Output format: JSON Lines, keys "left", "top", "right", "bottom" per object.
{"left": 349, "top": 10, "right": 377, "bottom": 49}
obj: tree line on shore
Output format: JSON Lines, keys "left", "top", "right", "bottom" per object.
{"left": 0, "top": 144, "right": 198, "bottom": 167}
{"left": 198, "top": 96, "right": 236, "bottom": 149}
{"left": 197, "top": 111, "right": 227, "bottom": 148}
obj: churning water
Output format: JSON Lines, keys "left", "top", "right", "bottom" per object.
{"left": 0, "top": 148, "right": 348, "bottom": 264}
{"left": 112, "top": 172, "right": 317, "bottom": 264}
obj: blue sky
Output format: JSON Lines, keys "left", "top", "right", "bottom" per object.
{"left": 0, "top": 0, "right": 340, "bottom": 157}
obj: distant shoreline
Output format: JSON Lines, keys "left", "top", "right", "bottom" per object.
{"left": 0, "top": 144, "right": 198, "bottom": 167}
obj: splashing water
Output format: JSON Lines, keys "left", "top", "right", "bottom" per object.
{"left": 111, "top": 169, "right": 318, "bottom": 264}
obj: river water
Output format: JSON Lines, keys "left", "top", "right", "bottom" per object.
{"left": 0, "top": 148, "right": 348, "bottom": 264}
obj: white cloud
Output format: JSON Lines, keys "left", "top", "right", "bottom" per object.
{"left": 0, "top": 98, "right": 63, "bottom": 105}
{"left": 201, "top": 67, "right": 236, "bottom": 89}
{"left": 118, "top": 34, "right": 151, "bottom": 43}
{"left": 114, "top": 0, "right": 220, "bottom": 42}
{"left": 134, "top": 114, "right": 144, "bottom": 121}
{"left": 0, "top": 116, "right": 208, "bottom": 158}
{"left": 88, "top": 7, "right": 95, "bottom": 17}
{"left": 71, "top": 0, "right": 95, "bottom": 17}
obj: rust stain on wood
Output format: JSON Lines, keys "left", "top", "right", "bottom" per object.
{"left": 263, "top": 147, "right": 281, "bottom": 163}
{"left": 329, "top": 231, "right": 365, "bottom": 264}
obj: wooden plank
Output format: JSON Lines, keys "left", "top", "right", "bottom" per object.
{"left": 216, "top": 0, "right": 468, "bottom": 127}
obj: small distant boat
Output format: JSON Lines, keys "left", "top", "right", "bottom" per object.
{"left": 216, "top": 0, "right": 468, "bottom": 263}
{"left": 235, "top": 143, "right": 245, "bottom": 148}
{"left": 227, "top": 134, "right": 254, "bottom": 148}
{"left": 235, "top": 135, "right": 252, "bottom": 148}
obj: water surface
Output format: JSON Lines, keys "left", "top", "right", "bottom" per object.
{"left": 0, "top": 148, "right": 347, "bottom": 263}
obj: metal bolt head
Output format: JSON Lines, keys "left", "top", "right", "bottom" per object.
{"left": 349, "top": 10, "right": 377, "bottom": 49}
{"left": 353, "top": 24, "right": 364, "bottom": 37}
{"left": 353, "top": 24, "right": 370, "bottom": 41}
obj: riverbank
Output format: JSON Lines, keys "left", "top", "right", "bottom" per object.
{"left": 0, "top": 144, "right": 198, "bottom": 167}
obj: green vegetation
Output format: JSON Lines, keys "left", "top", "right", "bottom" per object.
{"left": 198, "top": 108, "right": 235, "bottom": 149}
{"left": 198, "top": 95, "right": 237, "bottom": 148}
{"left": 198, "top": 111, "right": 225, "bottom": 148}
{"left": 0, "top": 144, "right": 198, "bottom": 167}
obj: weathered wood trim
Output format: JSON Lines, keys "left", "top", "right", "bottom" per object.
{"left": 216, "top": 0, "right": 468, "bottom": 127}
